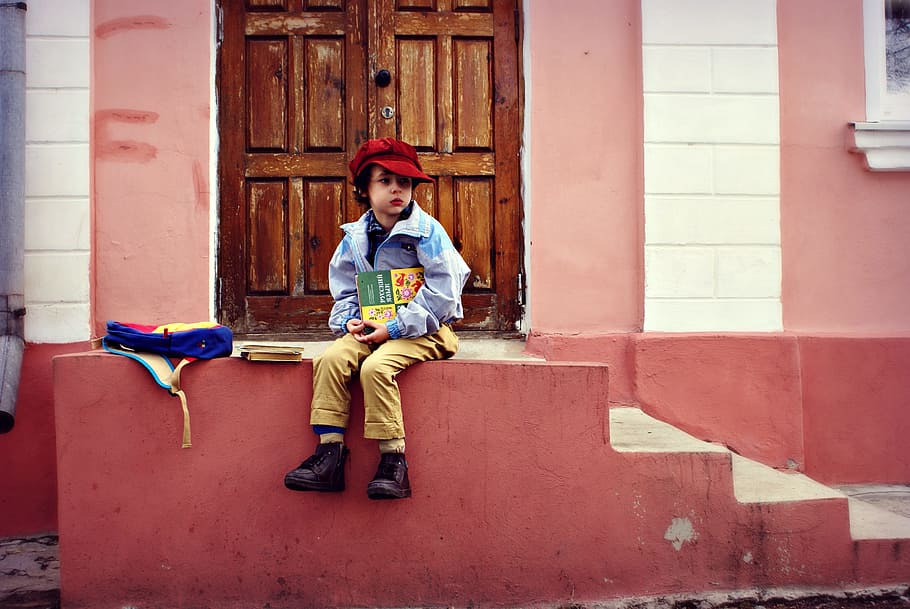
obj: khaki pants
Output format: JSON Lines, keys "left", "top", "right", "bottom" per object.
{"left": 309, "top": 325, "right": 459, "bottom": 439}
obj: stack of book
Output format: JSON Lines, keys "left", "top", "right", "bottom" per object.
{"left": 238, "top": 344, "right": 304, "bottom": 363}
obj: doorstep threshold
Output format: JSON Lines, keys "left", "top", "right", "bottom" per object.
{"left": 232, "top": 335, "right": 541, "bottom": 362}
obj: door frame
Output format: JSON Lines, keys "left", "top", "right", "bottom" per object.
{"left": 213, "top": 0, "right": 527, "bottom": 338}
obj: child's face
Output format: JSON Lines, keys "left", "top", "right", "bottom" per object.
{"left": 367, "top": 165, "right": 413, "bottom": 219}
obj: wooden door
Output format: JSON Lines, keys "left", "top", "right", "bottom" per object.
{"left": 217, "top": 0, "right": 522, "bottom": 336}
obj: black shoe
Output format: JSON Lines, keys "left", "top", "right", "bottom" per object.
{"left": 284, "top": 442, "right": 349, "bottom": 492}
{"left": 367, "top": 453, "right": 411, "bottom": 500}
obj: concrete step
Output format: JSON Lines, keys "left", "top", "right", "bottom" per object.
{"left": 233, "top": 337, "right": 545, "bottom": 362}
{"left": 52, "top": 353, "right": 910, "bottom": 608}
{"left": 609, "top": 406, "right": 910, "bottom": 541}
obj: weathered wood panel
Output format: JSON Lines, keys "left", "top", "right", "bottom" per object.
{"left": 453, "top": 0, "right": 490, "bottom": 10}
{"left": 244, "top": 151, "right": 495, "bottom": 176}
{"left": 455, "top": 177, "right": 493, "bottom": 290}
{"left": 394, "top": 12, "right": 492, "bottom": 35}
{"left": 305, "top": 0, "right": 344, "bottom": 9}
{"left": 247, "top": 14, "right": 347, "bottom": 35}
{"left": 289, "top": 178, "right": 305, "bottom": 295}
{"left": 398, "top": 0, "right": 434, "bottom": 9}
{"left": 248, "top": 0, "right": 288, "bottom": 10}
{"left": 247, "top": 39, "right": 288, "bottom": 151}
{"left": 304, "top": 179, "right": 344, "bottom": 292}
{"left": 247, "top": 180, "right": 288, "bottom": 293}
{"left": 304, "top": 37, "right": 345, "bottom": 150}
{"left": 398, "top": 38, "right": 436, "bottom": 149}
{"left": 453, "top": 38, "right": 492, "bottom": 150}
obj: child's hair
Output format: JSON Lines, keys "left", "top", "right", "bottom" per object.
{"left": 351, "top": 164, "right": 372, "bottom": 206}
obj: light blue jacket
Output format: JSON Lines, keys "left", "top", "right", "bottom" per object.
{"left": 327, "top": 202, "right": 471, "bottom": 339}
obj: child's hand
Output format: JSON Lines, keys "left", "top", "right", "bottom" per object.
{"left": 346, "top": 318, "right": 365, "bottom": 335}
{"left": 353, "top": 320, "right": 390, "bottom": 345}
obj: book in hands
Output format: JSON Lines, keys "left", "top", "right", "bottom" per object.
{"left": 356, "top": 267, "right": 425, "bottom": 332}
{"left": 239, "top": 344, "right": 304, "bottom": 362}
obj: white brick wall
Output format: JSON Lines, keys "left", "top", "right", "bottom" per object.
{"left": 24, "top": 0, "right": 92, "bottom": 343}
{"left": 642, "top": 0, "right": 783, "bottom": 332}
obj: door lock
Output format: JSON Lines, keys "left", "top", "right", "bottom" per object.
{"left": 381, "top": 106, "right": 395, "bottom": 119}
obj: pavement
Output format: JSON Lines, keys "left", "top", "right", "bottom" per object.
{"left": 0, "top": 535, "right": 58, "bottom": 608}
{"left": 0, "top": 537, "right": 907, "bottom": 609}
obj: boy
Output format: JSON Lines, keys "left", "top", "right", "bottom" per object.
{"left": 284, "top": 138, "right": 470, "bottom": 500}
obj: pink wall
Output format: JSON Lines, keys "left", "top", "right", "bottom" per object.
{"left": 779, "top": 0, "right": 910, "bottom": 333}
{"left": 526, "top": 1, "right": 643, "bottom": 334}
{"left": 92, "top": 1, "right": 213, "bottom": 336}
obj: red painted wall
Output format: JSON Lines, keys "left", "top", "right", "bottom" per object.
{"left": 0, "top": 343, "right": 87, "bottom": 537}
{"left": 632, "top": 335, "right": 805, "bottom": 471}
{"left": 800, "top": 337, "right": 910, "bottom": 484}
{"left": 613, "top": 334, "right": 910, "bottom": 484}
{"left": 53, "top": 354, "right": 910, "bottom": 608}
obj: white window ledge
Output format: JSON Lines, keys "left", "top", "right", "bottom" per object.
{"left": 849, "top": 121, "right": 910, "bottom": 171}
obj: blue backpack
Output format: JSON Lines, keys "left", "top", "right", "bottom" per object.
{"left": 102, "top": 321, "right": 234, "bottom": 448}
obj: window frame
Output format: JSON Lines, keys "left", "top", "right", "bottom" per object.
{"left": 851, "top": 0, "right": 910, "bottom": 171}
{"left": 863, "top": 0, "right": 910, "bottom": 121}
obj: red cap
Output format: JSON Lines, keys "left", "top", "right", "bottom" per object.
{"left": 348, "top": 138, "right": 434, "bottom": 184}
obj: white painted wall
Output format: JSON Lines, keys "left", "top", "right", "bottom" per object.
{"left": 23, "top": 0, "right": 92, "bottom": 342}
{"left": 641, "top": 0, "right": 783, "bottom": 332}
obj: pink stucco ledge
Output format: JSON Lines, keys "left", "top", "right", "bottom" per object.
{"left": 527, "top": 332, "right": 910, "bottom": 484}
{"left": 633, "top": 334, "right": 910, "bottom": 483}
{"left": 632, "top": 334, "right": 805, "bottom": 472}
{"left": 53, "top": 352, "right": 909, "bottom": 609}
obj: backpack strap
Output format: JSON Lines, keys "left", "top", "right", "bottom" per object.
{"left": 102, "top": 338, "right": 194, "bottom": 448}
{"left": 169, "top": 358, "right": 193, "bottom": 448}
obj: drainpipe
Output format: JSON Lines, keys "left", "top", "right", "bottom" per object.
{"left": 0, "top": 2, "right": 28, "bottom": 434}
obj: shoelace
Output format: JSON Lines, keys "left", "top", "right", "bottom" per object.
{"left": 377, "top": 456, "right": 405, "bottom": 478}
{"left": 301, "top": 447, "right": 335, "bottom": 468}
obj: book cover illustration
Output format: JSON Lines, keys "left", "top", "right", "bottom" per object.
{"left": 357, "top": 267, "right": 425, "bottom": 324}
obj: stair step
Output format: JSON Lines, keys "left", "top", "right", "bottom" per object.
{"left": 731, "top": 454, "right": 841, "bottom": 504}
{"left": 609, "top": 407, "right": 910, "bottom": 541}
{"left": 847, "top": 497, "right": 910, "bottom": 540}
{"left": 609, "top": 406, "right": 727, "bottom": 454}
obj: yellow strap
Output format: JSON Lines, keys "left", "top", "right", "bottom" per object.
{"left": 153, "top": 321, "right": 219, "bottom": 334}
{"left": 168, "top": 359, "right": 193, "bottom": 449}
{"left": 173, "top": 389, "right": 191, "bottom": 449}
{"left": 169, "top": 358, "right": 192, "bottom": 393}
